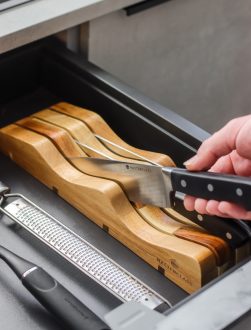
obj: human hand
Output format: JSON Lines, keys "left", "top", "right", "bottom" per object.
{"left": 183, "top": 115, "right": 251, "bottom": 220}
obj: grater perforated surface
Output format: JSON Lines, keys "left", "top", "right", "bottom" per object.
{"left": 3, "top": 197, "right": 170, "bottom": 310}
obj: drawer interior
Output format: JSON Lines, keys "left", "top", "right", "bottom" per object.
{"left": 0, "top": 38, "right": 209, "bottom": 165}
{"left": 0, "top": 38, "right": 248, "bottom": 328}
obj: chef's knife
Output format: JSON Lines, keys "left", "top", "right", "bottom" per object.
{"left": 75, "top": 158, "right": 251, "bottom": 210}
{"left": 74, "top": 157, "right": 251, "bottom": 247}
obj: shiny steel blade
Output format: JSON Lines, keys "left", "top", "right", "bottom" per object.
{"left": 75, "top": 158, "right": 172, "bottom": 207}
{"left": 74, "top": 139, "right": 115, "bottom": 160}
{"left": 94, "top": 134, "right": 161, "bottom": 166}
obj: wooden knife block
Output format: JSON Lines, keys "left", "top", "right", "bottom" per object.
{"left": 0, "top": 103, "right": 233, "bottom": 293}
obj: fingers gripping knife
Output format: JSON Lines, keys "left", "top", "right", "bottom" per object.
{"left": 0, "top": 182, "right": 171, "bottom": 326}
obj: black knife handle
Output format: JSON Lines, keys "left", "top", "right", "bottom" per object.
{"left": 172, "top": 194, "right": 249, "bottom": 249}
{"left": 168, "top": 168, "right": 251, "bottom": 210}
{"left": 22, "top": 267, "right": 110, "bottom": 330}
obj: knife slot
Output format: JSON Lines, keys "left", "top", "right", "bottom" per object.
{"left": 136, "top": 205, "right": 231, "bottom": 267}
{"left": 50, "top": 102, "right": 174, "bottom": 167}
{"left": 102, "top": 224, "right": 110, "bottom": 233}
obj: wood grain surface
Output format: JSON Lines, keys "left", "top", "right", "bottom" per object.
{"left": 16, "top": 115, "right": 231, "bottom": 269}
{"left": 51, "top": 102, "right": 175, "bottom": 166}
{"left": 0, "top": 123, "right": 219, "bottom": 293}
{"left": 50, "top": 103, "right": 200, "bottom": 228}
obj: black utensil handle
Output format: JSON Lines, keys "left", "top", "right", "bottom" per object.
{"left": 125, "top": 0, "right": 172, "bottom": 16}
{"left": 169, "top": 168, "right": 251, "bottom": 210}
{"left": 22, "top": 267, "right": 110, "bottom": 330}
{"left": 172, "top": 195, "right": 249, "bottom": 249}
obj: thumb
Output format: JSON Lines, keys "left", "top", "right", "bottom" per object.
{"left": 184, "top": 115, "right": 251, "bottom": 171}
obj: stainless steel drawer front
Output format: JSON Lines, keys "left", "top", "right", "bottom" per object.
{"left": 0, "top": 0, "right": 33, "bottom": 11}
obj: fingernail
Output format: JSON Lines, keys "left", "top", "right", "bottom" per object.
{"left": 183, "top": 155, "right": 198, "bottom": 167}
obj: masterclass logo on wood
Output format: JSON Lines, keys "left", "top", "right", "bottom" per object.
{"left": 157, "top": 257, "right": 193, "bottom": 287}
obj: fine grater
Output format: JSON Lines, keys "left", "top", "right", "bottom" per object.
{"left": 0, "top": 191, "right": 171, "bottom": 312}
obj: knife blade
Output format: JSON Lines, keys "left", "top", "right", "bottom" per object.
{"left": 72, "top": 157, "right": 251, "bottom": 248}
{"left": 74, "top": 157, "right": 251, "bottom": 210}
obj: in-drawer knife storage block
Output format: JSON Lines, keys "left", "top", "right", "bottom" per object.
{"left": 0, "top": 102, "right": 247, "bottom": 293}
{"left": 44, "top": 103, "right": 251, "bottom": 256}
{"left": 0, "top": 123, "right": 217, "bottom": 293}
{"left": 32, "top": 104, "right": 250, "bottom": 261}
{"left": 16, "top": 115, "right": 231, "bottom": 274}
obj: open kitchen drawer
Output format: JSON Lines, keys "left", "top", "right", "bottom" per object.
{"left": 0, "top": 38, "right": 250, "bottom": 329}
